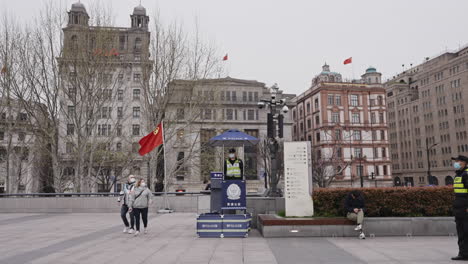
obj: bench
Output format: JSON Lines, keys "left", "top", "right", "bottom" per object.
{"left": 258, "top": 214, "right": 456, "bottom": 237}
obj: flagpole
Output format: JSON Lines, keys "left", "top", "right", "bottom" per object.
{"left": 159, "top": 120, "right": 173, "bottom": 213}
{"left": 162, "top": 121, "right": 170, "bottom": 209}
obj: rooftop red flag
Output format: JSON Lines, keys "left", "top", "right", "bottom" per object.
{"left": 223, "top": 54, "right": 228, "bottom": 61}
{"left": 343, "top": 57, "right": 352, "bottom": 65}
{"left": 138, "top": 123, "right": 163, "bottom": 156}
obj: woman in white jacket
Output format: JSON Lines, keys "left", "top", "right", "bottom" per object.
{"left": 129, "top": 179, "right": 152, "bottom": 236}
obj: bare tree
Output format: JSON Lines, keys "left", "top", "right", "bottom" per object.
{"left": 139, "top": 13, "right": 224, "bottom": 191}
{"left": 312, "top": 126, "right": 352, "bottom": 188}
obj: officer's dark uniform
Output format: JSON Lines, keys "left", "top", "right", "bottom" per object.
{"left": 452, "top": 155, "right": 468, "bottom": 260}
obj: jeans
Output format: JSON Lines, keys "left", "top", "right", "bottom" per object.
{"left": 121, "top": 204, "right": 135, "bottom": 229}
{"left": 133, "top": 207, "right": 149, "bottom": 231}
{"left": 347, "top": 210, "right": 364, "bottom": 225}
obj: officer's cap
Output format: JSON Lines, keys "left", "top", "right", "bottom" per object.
{"left": 451, "top": 155, "right": 468, "bottom": 163}
{"left": 229, "top": 148, "right": 236, "bottom": 153}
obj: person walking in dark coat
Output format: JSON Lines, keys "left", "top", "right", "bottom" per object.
{"left": 451, "top": 155, "right": 468, "bottom": 261}
{"left": 345, "top": 190, "right": 366, "bottom": 239}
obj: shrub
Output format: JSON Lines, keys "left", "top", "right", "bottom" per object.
{"left": 312, "top": 186, "right": 454, "bottom": 217}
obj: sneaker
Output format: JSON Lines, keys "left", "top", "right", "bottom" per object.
{"left": 123, "top": 227, "right": 128, "bottom": 233}
{"left": 144, "top": 228, "right": 148, "bottom": 234}
{"left": 134, "top": 231, "right": 140, "bottom": 236}
{"left": 354, "top": 224, "right": 362, "bottom": 231}
{"left": 128, "top": 228, "right": 134, "bottom": 234}
{"left": 359, "top": 232, "right": 366, "bottom": 239}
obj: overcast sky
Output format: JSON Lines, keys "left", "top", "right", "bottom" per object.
{"left": 1, "top": 0, "right": 468, "bottom": 95}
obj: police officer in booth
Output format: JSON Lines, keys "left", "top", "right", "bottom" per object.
{"left": 224, "top": 148, "right": 244, "bottom": 180}
{"left": 452, "top": 155, "right": 468, "bottom": 261}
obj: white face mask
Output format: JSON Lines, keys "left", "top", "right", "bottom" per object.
{"left": 140, "top": 183, "right": 146, "bottom": 187}
{"left": 130, "top": 178, "right": 136, "bottom": 183}
{"left": 229, "top": 154, "right": 235, "bottom": 158}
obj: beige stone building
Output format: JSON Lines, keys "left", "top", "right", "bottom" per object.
{"left": 58, "top": 2, "right": 151, "bottom": 192}
{"left": 385, "top": 45, "right": 468, "bottom": 187}
{"left": 0, "top": 98, "right": 50, "bottom": 193}
{"left": 165, "top": 77, "right": 295, "bottom": 192}
{"left": 292, "top": 64, "right": 392, "bottom": 187}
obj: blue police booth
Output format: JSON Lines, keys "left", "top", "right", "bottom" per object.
{"left": 196, "top": 129, "right": 257, "bottom": 238}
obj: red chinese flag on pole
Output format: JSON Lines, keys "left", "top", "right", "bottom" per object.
{"left": 343, "top": 57, "right": 352, "bottom": 65}
{"left": 223, "top": 54, "right": 228, "bottom": 61}
{"left": 138, "top": 123, "right": 163, "bottom": 156}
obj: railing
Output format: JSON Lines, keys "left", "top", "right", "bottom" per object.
{"left": 0, "top": 191, "right": 210, "bottom": 198}
{"left": 0, "top": 191, "right": 264, "bottom": 198}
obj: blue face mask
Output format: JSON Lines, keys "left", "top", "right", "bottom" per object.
{"left": 454, "top": 162, "right": 462, "bottom": 170}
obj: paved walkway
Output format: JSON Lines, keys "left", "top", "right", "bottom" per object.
{"left": 0, "top": 213, "right": 459, "bottom": 264}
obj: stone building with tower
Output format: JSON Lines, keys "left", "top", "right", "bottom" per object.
{"left": 385, "top": 45, "right": 468, "bottom": 187}
{"left": 291, "top": 64, "right": 392, "bottom": 188}
{"left": 57, "top": 2, "right": 152, "bottom": 192}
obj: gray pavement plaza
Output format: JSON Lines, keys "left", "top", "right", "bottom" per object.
{"left": 0, "top": 212, "right": 460, "bottom": 264}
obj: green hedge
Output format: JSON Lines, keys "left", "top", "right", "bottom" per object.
{"left": 312, "top": 187, "right": 454, "bottom": 217}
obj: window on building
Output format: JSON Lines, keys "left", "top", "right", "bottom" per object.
{"left": 247, "top": 109, "right": 255, "bottom": 120}
{"left": 328, "top": 95, "right": 334, "bottom": 105}
{"left": 119, "top": 35, "right": 126, "bottom": 50}
{"left": 307, "top": 119, "right": 312, "bottom": 129}
{"left": 134, "top": 37, "right": 142, "bottom": 52}
{"left": 203, "top": 109, "right": 212, "bottom": 120}
{"left": 248, "top": 92, "right": 253, "bottom": 102}
{"left": 306, "top": 103, "right": 311, "bottom": 113}
{"left": 133, "top": 73, "right": 141, "bottom": 82}
{"left": 133, "top": 89, "right": 140, "bottom": 100}
{"left": 177, "top": 109, "right": 184, "bottom": 120}
{"left": 379, "top": 112, "right": 384, "bottom": 123}
{"left": 316, "top": 132, "right": 320, "bottom": 142}
{"left": 372, "top": 130, "right": 377, "bottom": 141}
{"left": 354, "top": 148, "right": 362, "bottom": 158}
{"left": 356, "top": 165, "right": 363, "bottom": 178}
{"left": 242, "top": 91, "right": 247, "bottom": 101}
{"left": 382, "top": 148, "right": 387, "bottom": 157}
{"left": 117, "top": 125, "right": 122, "bottom": 136}
{"left": 315, "top": 115, "right": 320, "bottom": 125}
{"left": 0, "top": 131, "right": 4, "bottom": 141}
{"left": 231, "top": 91, "right": 237, "bottom": 102}
{"left": 336, "top": 95, "right": 342, "bottom": 106}
{"left": 66, "top": 142, "right": 74, "bottom": 154}
{"left": 375, "top": 166, "right": 380, "bottom": 176}
{"left": 314, "top": 98, "right": 319, "bottom": 109}
{"left": 377, "top": 96, "right": 383, "bottom": 105}
{"left": 177, "top": 129, "right": 185, "bottom": 142}
{"left": 353, "top": 130, "right": 361, "bottom": 140}
{"left": 335, "top": 129, "right": 341, "bottom": 140}
{"left": 332, "top": 112, "right": 340, "bottom": 123}
{"left": 254, "top": 92, "right": 258, "bottom": 102}
{"left": 132, "top": 125, "right": 140, "bottom": 136}
{"left": 336, "top": 147, "right": 342, "bottom": 158}
{"left": 350, "top": 95, "right": 359, "bottom": 106}
{"left": 67, "top": 106, "right": 75, "bottom": 117}
{"left": 383, "top": 165, "right": 388, "bottom": 175}
{"left": 226, "top": 109, "right": 234, "bottom": 120}
{"left": 117, "top": 90, "right": 123, "bottom": 101}
{"left": 380, "top": 130, "right": 385, "bottom": 140}
{"left": 352, "top": 113, "right": 360, "bottom": 123}
{"left": 67, "top": 124, "right": 75, "bottom": 135}
{"left": 374, "top": 148, "right": 379, "bottom": 158}
{"left": 133, "top": 107, "right": 140, "bottom": 118}
{"left": 117, "top": 107, "right": 123, "bottom": 119}
{"left": 371, "top": 112, "right": 376, "bottom": 123}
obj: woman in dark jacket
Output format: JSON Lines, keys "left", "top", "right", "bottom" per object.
{"left": 345, "top": 190, "right": 366, "bottom": 238}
